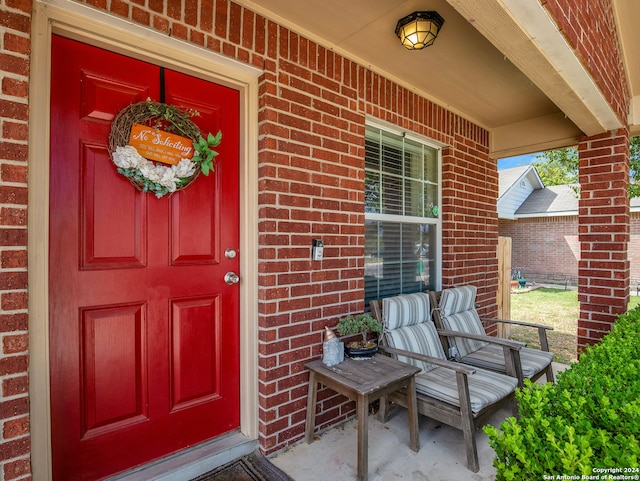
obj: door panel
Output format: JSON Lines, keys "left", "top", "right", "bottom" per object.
{"left": 79, "top": 71, "right": 152, "bottom": 122}
{"left": 170, "top": 295, "right": 220, "bottom": 409}
{"left": 170, "top": 177, "right": 219, "bottom": 264}
{"left": 80, "top": 303, "right": 148, "bottom": 437}
{"left": 81, "top": 141, "right": 147, "bottom": 268}
{"left": 50, "top": 35, "right": 240, "bottom": 481}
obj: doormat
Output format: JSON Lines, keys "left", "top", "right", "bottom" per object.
{"left": 191, "top": 450, "right": 295, "bottom": 481}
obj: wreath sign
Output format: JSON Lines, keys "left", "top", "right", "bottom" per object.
{"left": 108, "top": 100, "right": 222, "bottom": 198}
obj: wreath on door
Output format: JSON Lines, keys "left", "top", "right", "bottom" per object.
{"left": 108, "top": 99, "right": 222, "bottom": 198}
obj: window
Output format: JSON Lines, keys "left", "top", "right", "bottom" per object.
{"left": 364, "top": 124, "right": 440, "bottom": 305}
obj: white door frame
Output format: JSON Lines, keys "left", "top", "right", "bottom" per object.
{"left": 29, "top": 1, "right": 261, "bottom": 478}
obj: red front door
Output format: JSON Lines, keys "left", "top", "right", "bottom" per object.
{"left": 49, "top": 35, "right": 241, "bottom": 480}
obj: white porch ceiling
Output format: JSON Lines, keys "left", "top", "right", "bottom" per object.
{"left": 235, "top": 0, "right": 640, "bottom": 158}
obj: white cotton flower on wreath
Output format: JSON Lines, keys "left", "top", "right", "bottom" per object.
{"left": 113, "top": 145, "right": 196, "bottom": 198}
{"left": 173, "top": 159, "right": 197, "bottom": 178}
{"left": 112, "top": 145, "right": 146, "bottom": 170}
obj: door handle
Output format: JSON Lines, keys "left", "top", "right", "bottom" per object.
{"left": 224, "top": 272, "right": 240, "bottom": 285}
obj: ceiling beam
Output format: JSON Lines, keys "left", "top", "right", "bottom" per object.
{"left": 448, "top": 0, "right": 622, "bottom": 137}
{"left": 491, "top": 112, "right": 583, "bottom": 158}
{"left": 612, "top": 0, "right": 640, "bottom": 133}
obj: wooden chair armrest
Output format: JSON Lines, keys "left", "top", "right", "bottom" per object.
{"left": 481, "top": 318, "right": 553, "bottom": 352}
{"left": 378, "top": 345, "right": 477, "bottom": 375}
{"left": 481, "top": 317, "right": 554, "bottom": 331}
{"left": 437, "top": 329, "right": 525, "bottom": 383}
{"left": 437, "top": 329, "right": 525, "bottom": 350}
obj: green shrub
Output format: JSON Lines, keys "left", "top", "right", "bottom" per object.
{"left": 484, "top": 306, "right": 640, "bottom": 480}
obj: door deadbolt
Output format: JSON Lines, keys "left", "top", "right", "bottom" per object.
{"left": 224, "top": 272, "right": 240, "bottom": 285}
{"left": 225, "top": 248, "right": 237, "bottom": 259}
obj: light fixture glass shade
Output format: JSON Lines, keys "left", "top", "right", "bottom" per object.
{"left": 395, "top": 11, "right": 445, "bottom": 50}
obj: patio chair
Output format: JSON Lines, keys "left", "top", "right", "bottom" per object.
{"left": 430, "top": 285, "right": 555, "bottom": 387}
{"left": 370, "top": 292, "right": 519, "bottom": 472}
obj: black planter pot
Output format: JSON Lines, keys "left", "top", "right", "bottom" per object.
{"left": 344, "top": 344, "right": 378, "bottom": 359}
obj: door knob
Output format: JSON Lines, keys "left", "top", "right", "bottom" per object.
{"left": 224, "top": 272, "right": 240, "bottom": 285}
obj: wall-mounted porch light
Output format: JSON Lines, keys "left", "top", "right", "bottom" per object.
{"left": 395, "top": 11, "right": 445, "bottom": 50}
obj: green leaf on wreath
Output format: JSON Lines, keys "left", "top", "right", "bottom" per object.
{"left": 192, "top": 131, "right": 221, "bottom": 176}
{"left": 207, "top": 131, "right": 222, "bottom": 147}
{"left": 201, "top": 159, "right": 213, "bottom": 176}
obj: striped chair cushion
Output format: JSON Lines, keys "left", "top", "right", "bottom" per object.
{"left": 439, "top": 285, "right": 477, "bottom": 314}
{"left": 462, "top": 343, "right": 554, "bottom": 378}
{"left": 439, "top": 286, "right": 487, "bottom": 357}
{"left": 384, "top": 321, "right": 446, "bottom": 373}
{"left": 383, "top": 292, "right": 431, "bottom": 330}
{"left": 415, "top": 367, "right": 518, "bottom": 414}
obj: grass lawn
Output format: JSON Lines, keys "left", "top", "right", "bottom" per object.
{"left": 508, "top": 287, "right": 640, "bottom": 365}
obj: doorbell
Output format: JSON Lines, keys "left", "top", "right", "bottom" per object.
{"left": 312, "top": 239, "right": 324, "bottom": 261}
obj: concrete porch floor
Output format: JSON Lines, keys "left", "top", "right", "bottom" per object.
{"left": 270, "top": 363, "right": 567, "bottom": 481}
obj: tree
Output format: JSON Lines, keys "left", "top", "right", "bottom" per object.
{"left": 533, "top": 136, "right": 640, "bottom": 198}
{"left": 533, "top": 147, "right": 578, "bottom": 186}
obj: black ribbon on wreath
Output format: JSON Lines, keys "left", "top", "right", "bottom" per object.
{"left": 159, "top": 66, "right": 166, "bottom": 103}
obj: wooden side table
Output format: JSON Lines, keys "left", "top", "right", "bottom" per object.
{"left": 305, "top": 354, "right": 421, "bottom": 481}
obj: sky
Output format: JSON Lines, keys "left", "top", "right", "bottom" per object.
{"left": 497, "top": 153, "right": 539, "bottom": 170}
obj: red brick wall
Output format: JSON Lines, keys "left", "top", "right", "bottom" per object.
{"left": 0, "top": 0, "right": 31, "bottom": 479}
{"left": 501, "top": 214, "right": 640, "bottom": 286}
{"left": 544, "top": 0, "right": 629, "bottom": 122}
{"left": 499, "top": 217, "right": 580, "bottom": 284}
{"left": 3, "top": 0, "right": 631, "bottom": 477}
{"left": 257, "top": 31, "right": 370, "bottom": 451}
{"left": 578, "top": 128, "right": 630, "bottom": 351}
{"left": 544, "top": 1, "right": 631, "bottom": 355}
{"left": 0, "top": 0, "right": 502, "bottom": 477}
{"left": 442, "top": 135, "right": 499, "bottom": 319}
{"left": 257, "top": 31, "right": 496, "bottom": 453}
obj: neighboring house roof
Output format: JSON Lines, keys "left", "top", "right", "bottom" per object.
{"left": 498, "top": 165, "right": 542, "bottom": 199}
{"left": 499, "top": 165, "right": 640, "bottom": 219}
{"left": 515, "top": 184, "right": 578, "bottom": 217}
{"left": 497, "top": 165, "right": 544, "bottom": 219}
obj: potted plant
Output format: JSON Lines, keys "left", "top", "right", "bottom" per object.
{"left": 335, "top": 314, "right": 383, "bottom": 359}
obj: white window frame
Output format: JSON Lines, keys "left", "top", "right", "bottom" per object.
{"left": 364, "top": 118, "right": 443, "bottom": 298}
